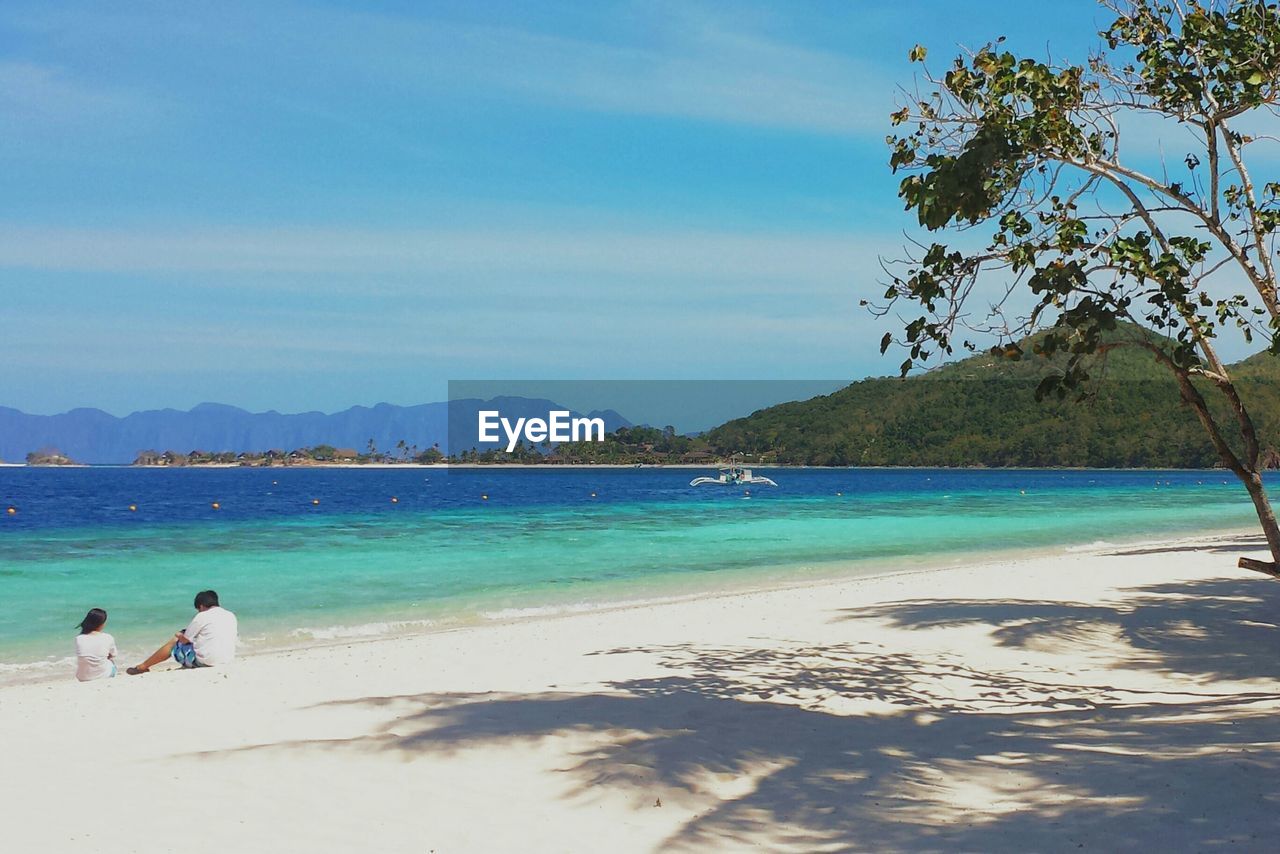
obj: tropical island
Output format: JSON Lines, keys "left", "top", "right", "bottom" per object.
{"left": 131, "top": 442, "right": 447, "bottom": 467}
{"left": 25, "top": 448, "right": 79, "bottom": 466}
{"left": 123, "top": 325, "right": 1280, "bottom": 469}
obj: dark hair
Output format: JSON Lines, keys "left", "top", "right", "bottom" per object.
{"left": 194, "top": 590, "right": 220, "bottom": 609}
{"left": 78, "top": 608, "right": 108, "bottom": 634}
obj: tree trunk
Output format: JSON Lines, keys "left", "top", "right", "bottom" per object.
{"left": 1153, "top": 350, "right": 1280, "bottom": 580}
{"left": 1237, "top": 470, "right": 1280, "bottom": 579}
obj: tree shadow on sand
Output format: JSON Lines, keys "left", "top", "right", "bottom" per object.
{"left": 839, "top": 576, "right": 1280, "bottom": 684}
{"left": 200, "top": 576, "right": 1280, "bottom": 851}
{"left": 1103, "top": 534, "right": 1267, "bottom": 558}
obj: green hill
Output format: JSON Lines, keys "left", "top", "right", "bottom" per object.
{"left": 705, "top": 327, "right": 1280, "bottom": 468}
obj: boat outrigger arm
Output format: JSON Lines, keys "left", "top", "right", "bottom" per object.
{"left": 690, "top": 462, "right": 777, "bottom": 487}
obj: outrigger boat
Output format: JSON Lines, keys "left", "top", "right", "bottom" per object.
{"left": 690, "top": 461, "right": 777, "bottom": 487}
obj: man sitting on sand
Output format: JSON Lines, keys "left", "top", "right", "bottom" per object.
{"left": 127, "top": 590, "right": 238, "bottom": 675}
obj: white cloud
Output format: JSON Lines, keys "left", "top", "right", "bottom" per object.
{"left": 0, "top": 224, "right": 891, "bottom": 289}
{"left": 409, "top": 13, "right": 891, "bottom": 135}
{"left": 0, "top": 60, "right": 152, "bottom": 124}
{"left": 2, "top": 2, "right": 891, "bottom": 138}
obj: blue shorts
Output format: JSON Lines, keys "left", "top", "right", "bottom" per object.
{"left": 172, "top": 642, "right": 208, "bottom": 669}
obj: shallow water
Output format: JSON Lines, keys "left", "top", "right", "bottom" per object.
{"left": 0, "top": 466, "right": 1259, "bottom": 678}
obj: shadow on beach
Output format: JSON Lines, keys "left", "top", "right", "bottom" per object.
{"left": 195, "top": 575, "right": 1280, "bottom": 851}
{"left": 843, "top": 575, "right": 1280, "bottom": 683}
{"left": 1105, "top": 534, "right": 1268, "bottom": 558}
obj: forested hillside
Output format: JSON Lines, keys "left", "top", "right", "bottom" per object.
{"left": 705, "top": 330, "right": 1280, "bottom": 468}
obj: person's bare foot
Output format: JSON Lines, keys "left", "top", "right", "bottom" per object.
{"left": 125, "top": 666, "right": 149, "bottom": 675}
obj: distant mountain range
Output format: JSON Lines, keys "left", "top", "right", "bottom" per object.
{"left": 15, "top": 324, "right": 1280, "bottom": 469}
{"left": 0, "top": 398, "right": 631, "bottom": 464}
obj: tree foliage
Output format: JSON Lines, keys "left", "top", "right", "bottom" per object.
{"left": 879, "top": 0, "right": 1280, "bottom": 573}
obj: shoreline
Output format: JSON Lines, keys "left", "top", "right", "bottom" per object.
{"left": 248, "top": 522, "right": 1266, "bottom": 656}
{"left": 4, "top": 527, "right": 1278, "bottom": 851}
{"left": 1, "top": 522, "right": 1261, "bottom": 688}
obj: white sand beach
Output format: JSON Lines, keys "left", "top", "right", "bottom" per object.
{"left": 4, "top": 532, "right": 1279, "bottom": 852}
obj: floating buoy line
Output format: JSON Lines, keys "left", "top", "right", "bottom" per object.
{"left": 3, "top": 480, "right": 937, "bottom": 519}
{"left": 2, "top": 473, "right": 1229, "bottom": 524}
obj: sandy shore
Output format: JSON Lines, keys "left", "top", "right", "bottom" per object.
{"left": 4, "top": 532, "right": 1280, "bottom": 852}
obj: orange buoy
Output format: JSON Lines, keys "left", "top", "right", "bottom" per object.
{"left": 211, "top": 502, "right": 221, "bottom": 510}
{"left": 5, "top": 506, "right": 15, "bottom": 515}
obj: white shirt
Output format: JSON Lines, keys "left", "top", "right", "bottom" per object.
{"left": 183, "top": 606, "right": 238, "bottom": 666}
{"left": 75, "top": 632, "right": 118, "bottom": 681}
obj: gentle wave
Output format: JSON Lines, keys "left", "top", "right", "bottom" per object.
{"left": 480, "top": 594, "right": 695, "bottom": 622}
{"left": 481, "top": 603, "right": 609, "bottom": 620}
{"left": 1063, "top": 540, "right": 1118, "bottom": 552}
{"left": 0, "top": 655, "right": 77, "bottom": 684}
{"left": 288, "top": 619, "right": 438, "bottom": 640}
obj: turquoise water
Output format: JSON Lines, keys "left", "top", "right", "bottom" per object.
{"left": 0, "top": 467, "right": 1260, "bottom": 679}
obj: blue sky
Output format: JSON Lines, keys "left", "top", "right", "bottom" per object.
{"left": 1, "top": 1, "right": 1123, "bottom": 415}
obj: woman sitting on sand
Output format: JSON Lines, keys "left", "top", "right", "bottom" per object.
{"left": 75, "top": 608, "right": 118, "bottom": 682}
